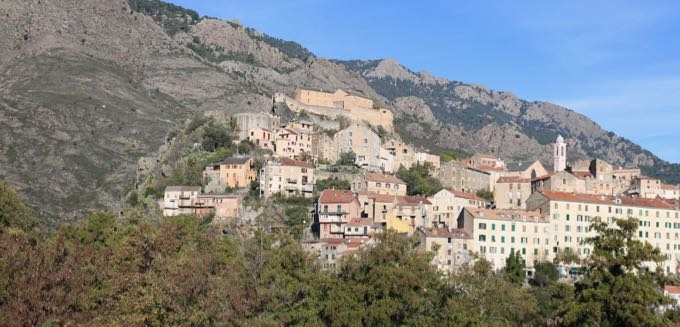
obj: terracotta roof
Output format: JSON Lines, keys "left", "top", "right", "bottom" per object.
{"left": 364, "top": 172, "right": 405, "bottom": 184}
{"left": 280, "top": 158, "right": 314, "bottom": 169}
{"left": 418, "top": 227, "right": 471, "bottom": 239}
{"left": 662, "top": 184, "right": 678, "bottom": 191}
{"left": 497, "top": 176, "right": 531, "bottom": 183}
{"left": 465, "top": 207, "right": 548, "bottom": 223}
{"left": 359, "top": 192, "right": 432, "bottom": 205}
{"left": 539, "top": 190, "right": 675, "bottom": 210}
{"left": 444, "top": 189, "right": 485, "bottom": 202}
{"left": 664, "top": 285, "right": 680, "bottom": 295}
{"left": 319, "top": 189, "right": 356, "bottom": 204}
{"left": 346, "top": 218, "right": 373, "bottom": 227}
{"left": 532, "top": 172, "right": 558, "bottom": 182}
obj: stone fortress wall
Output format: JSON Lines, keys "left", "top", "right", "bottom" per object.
{"left": 274, "top": 89, "right": 394, "bottom": 131}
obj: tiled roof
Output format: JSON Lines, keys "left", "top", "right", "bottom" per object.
{"left": 445, "top": 189, "right": 485, "bottom": 202}
{"left": 539, "top": 190, "right": 675, "bottom": 210}
{"left": 465, "top": 207, "right": 548, "bottom": 223}
{"left": 418, "top": 227, "right": 471, "bottom": 239}
{"left": 665, "top": 285, "right": 680, "bottom": 295}
{"left": 364, "top": 172, "right": 405, "bottom": 184}
{"left": 319, "top": 189, "right": 356, "bottom": 204}
{"left": 661, "top": 184, "right": 678, "bottom": 191}
{"left": 218, "top": 156, "right": 251, "bottom": 165}
{"left": 165, "top": 186, "right": 201, "bottom": 192}
{"left": 497, "top": 176, "right": 531, "bottom": 183}
{"left": 280, "top": 158, "right": 314, "bottom": 168}
{"left": 359, "top": 192, "right": 431, "bottom": 205}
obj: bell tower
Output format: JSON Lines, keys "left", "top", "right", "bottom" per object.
{"left": 554, "top": 135, "right": 567, "bottom": 172}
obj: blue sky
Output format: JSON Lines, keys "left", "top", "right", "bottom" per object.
{"left": 169, "top": 0, "right": 680, "bottom": 162}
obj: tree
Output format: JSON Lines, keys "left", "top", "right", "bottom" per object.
{"left": 531, "top": 261, "right": 559, "bottom": 287}
{"left": 0, "top": 181, "right": 36, "bottom": 233}
{"left": 556, "top": 247, "right": 580, "bottom": 267}
{"left": 315, "top": 178, "right": 351, "bottom": 193}
{"left": 562, "top": 217, "right": 673, "bottom": 326}
{"left": 337, "top": 151, "right": 356, "bottom": 166}
{"left": 505, "top": 251, "right": 526, "bottom": 285}
{"left": 396, "top": 163, "right": 443, "bottom": 196}
{"left": 199, "top": 119, "right": 233, "bottom": 152}
{"left": 476, "top": 189, "right": 494, "bottom": 203}
{"left": 323, "top": 231, "right": 444, "bottom": 325}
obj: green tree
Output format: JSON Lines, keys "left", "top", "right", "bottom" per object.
{"left": 323, "top": 231, "right": 444, "bottom": 325}
{"left": 337, "top": 151, "right": 356, "bottom": 166}
{"left": 505, "top": 251, "right": 526, "bottom": 285}
{"left": 442, "top": 259, "right": 540, "bottom": 325}
{"left": 396, "top": 163, "right": 443, "bottom": 196}
{"left": 315, "top": 178, "right": 351, "bottom": 193}
{"left": 0, "top": 181, "right": 36, "bottom": 233}
{"left": 531, "top": 261, "right": 559, "bottom": 287}
{"left": 556, "top": 247, "right": 580, "bottom": 267}
{"left": 562, "top": 217, "right": 673, "bottom": 326}
{"left": 199, "top": 119, "right": 233, "bottom": 152}
{"left": 476, "top": 189, "right": 494, "bottom": 203}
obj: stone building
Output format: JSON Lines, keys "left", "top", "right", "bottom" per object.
{"left": 495, "top": 176, "right": 532, "bottom": 210}
{"left": 334, "top": 123, "right": 382, "bottom": 170}
{"left": 259, "top": 158, "right": 315, "bottom": 198}
{"left": 233, "top": 112, "right": 280, "bottom": 140}
{"left": 416, "top": 227, "right": 473, "bottom": 273}
{"left": 352, "top": 172, "right": 407, "bottom": 196}
{"left": 427, "top": 189, "right": 486, "bottom": 228}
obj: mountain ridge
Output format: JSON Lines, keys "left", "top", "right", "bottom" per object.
{"left": 1, "top": 0, "right": 678, "bottom": 226}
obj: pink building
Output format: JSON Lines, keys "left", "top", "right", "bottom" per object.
{"left": 317, "top": 189, "right": 362, "bottom": 239}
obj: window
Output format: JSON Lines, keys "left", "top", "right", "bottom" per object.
{"left": 479, "top": 235, "right": 487, "bottom": 242}
{"left": 492, "top": 224, "right": 496, "bottom": 231}
{"left": 479, "top": 223, "right": 487, "bottom": 230}
{"left": 501, "top": 224, "right": 506, "bottom": 231}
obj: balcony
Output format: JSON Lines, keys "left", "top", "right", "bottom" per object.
{"left": 319, "top": 213, "right": 348, "bottom": 223}
{"left": 286, "top": 177, "right": 298, "bottom": 184}
{"left": 301, "top": 184, "right": 314, "bottom": 192}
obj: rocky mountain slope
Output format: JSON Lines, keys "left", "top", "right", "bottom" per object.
{"left": 336, "top": 59, "right": 680, "bottom": 180}
{"left": 1, "top": 0, "right": 677, "bottom": 225}
{"left": 0, "top": 0, "right": 380, "bottom": 225}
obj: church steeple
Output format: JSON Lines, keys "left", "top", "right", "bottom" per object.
{"left": 554, "top": 135, "right": 566, "bottom": 172}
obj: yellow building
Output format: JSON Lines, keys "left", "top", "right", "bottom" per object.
{"left": 204, "top": 156, "right": 257, "bottom": 189}
{"left": 334, "top": 123, "right": 382, "bottom": 169}
{"left": 247, "top": 127, "right": 274, "bottom": 151}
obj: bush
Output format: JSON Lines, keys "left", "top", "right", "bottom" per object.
{"left": 337, "top": 151, "right": 356, "bottom": 166}
{"left": 316, "top": 178, "right": 351, "bottom": 193}
{"left": 396, "top": 163, "right": 442, "bottom": 196}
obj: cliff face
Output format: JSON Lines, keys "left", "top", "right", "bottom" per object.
{"left": 0, "top": 0, "right": 677, "bottom": 226}
{"left": 0, "top": 0, "right": 381, "bottom": 225}
{"left": 336, "top": 59, "right": 675, "bottom": 180}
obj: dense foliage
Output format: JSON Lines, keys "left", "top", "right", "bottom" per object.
{"left": 127, "top": 0, "right": 200, "bottom": 36}
{"left": 396, "top": 163, "right": 443, "bottom": 196}
{"left": 315, "top": 178, "right": 351, "bottom": 193}
{"left": 1, "top": 184, "right": 680, "bottom": 325}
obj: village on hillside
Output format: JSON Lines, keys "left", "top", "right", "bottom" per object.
{"left": 160, "top": 88, "right": 680, "bottom": 278}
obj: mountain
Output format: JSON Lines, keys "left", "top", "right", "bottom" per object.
{"left": 0, "top": 0, "right": 678, "bottom": 226}
{"left": 335, "top": 59, "right": 680, "bottom": 179}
